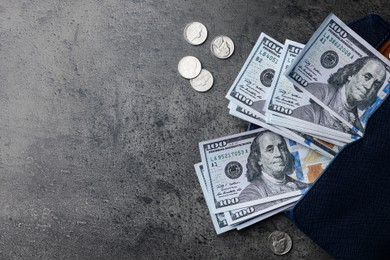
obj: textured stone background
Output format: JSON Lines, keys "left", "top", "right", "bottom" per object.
{"left": 0, "top": 0, "right": 389, "bottom": 259}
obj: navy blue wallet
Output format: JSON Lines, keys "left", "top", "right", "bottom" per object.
{"left": 248, "top": 14, "right": 390, "bottom": 259}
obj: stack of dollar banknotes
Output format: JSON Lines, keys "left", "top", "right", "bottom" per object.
{"left": 194, "top": 13, "right": 390, "bottom": 234}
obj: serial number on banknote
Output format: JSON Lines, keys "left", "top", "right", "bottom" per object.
{"left": 257, "top": 51, "right": 279, "bottom": 64}
{"left": 210, "top": 149, "right": 249, "bottom": 163}
{"left": 320, "top": 33, "right": 355, "bottom": 59}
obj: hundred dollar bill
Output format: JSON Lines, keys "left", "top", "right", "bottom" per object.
{"left": 267, "top": 111, "right": 357, "bottom": 145}
{"left": 199, "top": 128, "right": 330, "bottom": 213}
{"left": 285, "top": 13, "right": 390, "bottom": 137}
{"left": 228, "top": 102, "right": 340, "bottom": 157}
{"left": 264, "top": 39, "right": 357, "bottom": 143}
{"left": 298, "top": 131, "right": 345, "bottom": 150}
{"left": 226, "top": 32, "right": 283, "bottom": 117}
{"left": 225, "top": 196, "right": 298, "bottom": 225}
{"left": 194, "top": 163, "right": 235, "bottom": 234}
{"left": 194, "top": 163, "right": 294, "bottom": 232}
{"left": 235, "top": 203, "right": 293, "bottom": 230}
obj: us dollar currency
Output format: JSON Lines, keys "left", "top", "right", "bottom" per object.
{"left": 285, "top": 13, "right": 390, "bottom": 137}
{"left": 228, "top": 102, "right": 340, "bottom": 157}
{"left": 225, "top": 33, "right": 283, "bottom": 117}
{"left": 234, "top": 203, "right": 293, "bottom": 230}
{"left": 194, "top": 163, "right": 288, "bottom": 233}
{"left": 267, "top": 112, "right": 352, "bottom": 144}
{"left": 199, "top": 128, "right": 330, "bottom": 213}
{"left": 194, "top": 163, "right": 235, "bottom": 234}
{"left": 264, "top": 39, "right": 357, "bottom": 143}
{"left": 224, "top": 195, "right": 298, "bottom": 226}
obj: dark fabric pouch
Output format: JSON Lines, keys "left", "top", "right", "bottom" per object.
{"left": 248, "top": 14, "right": 390, "bottom": 259}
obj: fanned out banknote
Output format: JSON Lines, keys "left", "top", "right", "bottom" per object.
{"left": 267, "top": 113, "right": 352, "bottom": 144}
{"left": 228, "top": 102, "right": 341, "bottom": 157}
{"left": 198, "top": 128, "right": 330, "bottom": 213}
{"left": 225, "top": 33, "right": 341, "bottom": 156}
{"left": 194, "top": 163, "right": 236, "bottom": 234}
{"left": 226, "top": 32, "right": 284, "bottom": 117}
{"left": 234, "top": 203, "right": 293, "bottom": 230}
{"left": 224, "top": 196, "right": 298, "bottom": 226}
{"left": 285, "top": 13, "right": 390, "bottom": 139}
{"left": 194, "top": 163, "right": 294, "bottom": 234}
{"left": 263, "top": 39, "right": 356, "bottom": 144}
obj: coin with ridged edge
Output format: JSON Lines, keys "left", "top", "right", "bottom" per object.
{"left": 178, "top": 56, "right": 202, "bottom": 79}
{"left": 190, "top": 69, "right": 214, "bottom": 92}
{"left": 268, "top": 231, "right": 292, "bottom": 255}
{"left": 184, "top": 22, "right": 208, "bottom": 45}
{"left": 210, "top": 35, "right": 234, "bottom": 59}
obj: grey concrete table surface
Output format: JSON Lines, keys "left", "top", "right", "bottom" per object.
{"left": 0, "top": 1, "right": 389, "bottom": 259}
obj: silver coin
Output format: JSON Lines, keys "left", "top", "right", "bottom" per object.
{"left": 268, "top": 231, "right": 293, "bottom": 255}
{"left": 178, "top": 56, "right": 202, "bottom": 79}
{"left": 184, "top": 22, "right": 208, "bottom": 45}
{"left": 210, "top": 35, "right": 234, "bottom": 59}
{"left": 190, "top": 69, "right": 214, "bottom": 92}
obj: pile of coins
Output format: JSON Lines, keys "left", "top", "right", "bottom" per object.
{"left": 178, "top": 22, "right": 235, "bottom": 92}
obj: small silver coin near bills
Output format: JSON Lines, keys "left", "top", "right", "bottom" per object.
{"left": 210, "top": 35, "right": 234, "bottom": 59}
{"left": 190, "top": 69, "right": 214, "bottom": 92}
{"left": 178, "top": 56, "right": 202, "bottom": 79}
{"left": 184, "top": 22, "right": 208, "bottom": 45}
{"left": 268, "top": 231, "right": 293, "bottom": 255}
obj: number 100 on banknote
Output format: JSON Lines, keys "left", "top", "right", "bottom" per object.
{"left": 286, "top": 13, "right": 390, "bottom": 136}
{"left": 199, "top": 129, "right": 330, "bottom": 213}
{"left": 226, "top": 33, "right": 283, "bottom": 117}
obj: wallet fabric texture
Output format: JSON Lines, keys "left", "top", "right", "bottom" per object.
{"left": 289, "top": 14, "right": 390, "bottom": 260}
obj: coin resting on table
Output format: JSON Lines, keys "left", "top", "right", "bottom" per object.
{"left": 184, "top": 22, "right": 208, "bottom": 46}
{"left": 190, "top": 69, "right": 214, "bottom": 92}
{"left": 210, "top": 35, "right": 235, "bottom": 59}
{"left": 177, "top": 56, "right": 202, "bottom": 79}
